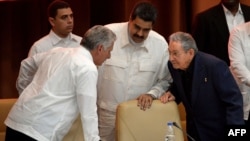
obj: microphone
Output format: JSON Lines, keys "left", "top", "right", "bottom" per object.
{"left": 172, "top": 121, "right": 196, "bottom": 141}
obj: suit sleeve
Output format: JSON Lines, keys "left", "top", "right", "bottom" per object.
{"left": 213, "top": 61, "right": 244, "bottom": 125}
{"left": 167, "top": 61, "right": 182, "bottom": 104}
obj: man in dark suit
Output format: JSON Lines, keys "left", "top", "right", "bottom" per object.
{"left": 160, "top": 32, "right": 244, "bottom": 141}
{"left": 192, "top": 0, "right": 250, "bottom": 65}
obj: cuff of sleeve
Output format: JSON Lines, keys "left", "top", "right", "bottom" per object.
{"left": 147, "top": 89, "right": 161, "bottom": 98}
{"left": 147, "top": 94, "right": 157, "bottom": 100}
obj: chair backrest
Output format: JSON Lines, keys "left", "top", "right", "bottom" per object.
{"left": 0, "top": 98, "right": 17, "bottom": 141}
{"left": 178, "top": 103, "right": 187, "bottom": 141}
{"left": 62, "top": 115, "right": 84, "bottom": 141}
{"left": 116, "top": 100, "right": 184, "bottom": 141}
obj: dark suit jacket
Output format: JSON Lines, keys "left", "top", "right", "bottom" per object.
{"left": 192, "top": 3, "right": 250, "bottom": 65}
{"left": 168, "top": 52, "right": 244, "bottom": 141}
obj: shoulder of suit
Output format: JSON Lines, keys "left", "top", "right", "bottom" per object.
{"left": 240, "top": 3, "right": 250, "bottom": 8}
{"left": 240, "top": 3, "right": 250, "bottom": 14}
{"left": 197, "top": 4, "right": 223, "bottom": 16}
{"left": 196, "top": 51, "right": 225, "bottom": 65}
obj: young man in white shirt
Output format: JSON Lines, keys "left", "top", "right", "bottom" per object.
{"left": 28, "top": 0, "right": 82, "bottom": 57}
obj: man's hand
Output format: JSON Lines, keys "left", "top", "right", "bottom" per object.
{"left": 159, "top": 91, "right": 175, "bottom": 104}
{"left": 137, "top": 94, "right": 154, "bottom": 111}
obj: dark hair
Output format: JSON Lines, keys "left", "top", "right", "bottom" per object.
{"left": 130, "top": 1, "right": 158, "bottom": 24}
{"left": 47, "top": 0, "right": 70, "bottom": 18}
{"left": 81, "top": 25, "right": 116, "bottom": 51}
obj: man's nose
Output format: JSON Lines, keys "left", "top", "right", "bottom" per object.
{"left": 137, "top": 29, "right": 144, "bottom": 37}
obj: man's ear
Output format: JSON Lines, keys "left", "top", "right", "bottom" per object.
{"left": 98, "top": 45, "right": 103, "bottom": 51}
{"left": 188, "top": 48, "right": 194, "bottom": 55}
{"left": 48, "top": 17, "right": 55, "bottom": 27}
{"left": 97, "top": 45, "right": 103, "bottom": 54}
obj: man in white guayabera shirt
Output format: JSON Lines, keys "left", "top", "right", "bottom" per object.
{"left": 4, "top": 25, "right": 116, "bottom": 141}
{"left": 97, "top": 2, "right": 172, "bottom": 141}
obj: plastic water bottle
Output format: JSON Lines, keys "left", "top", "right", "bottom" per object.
{"left": 165, "top": 122, "right": 175, "bottom": 141}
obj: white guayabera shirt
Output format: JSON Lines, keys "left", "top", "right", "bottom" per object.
{"left": 28, "top": 30, "right": 82, "bottom": 57}
{"left": 5, "top": 47, "right": 100, "bottom": 141}
{"left": 97, "top": 22, "right": 172, "bottom": 112}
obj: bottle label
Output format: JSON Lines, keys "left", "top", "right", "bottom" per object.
{"left": 165, "top": 135, "right": 175, "bottom": 141}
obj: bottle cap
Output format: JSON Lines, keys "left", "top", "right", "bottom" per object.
{"left": 167, "top": 121, "right": 173, "bottom": 126}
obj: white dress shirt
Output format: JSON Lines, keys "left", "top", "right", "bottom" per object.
{"left": 222, "top": 4, "right": 245, "bottom": 33}
{"left": 97, "top": 22, "right": 172, "bottom": 112}
{"left": 28, "top": 30, "right": 82, "bottom": 57}
{"left": 228, "top": 21, "right": 250, "bottom": 120}
{"left": 5, "top": 47, "right": 100, "bottom": 141}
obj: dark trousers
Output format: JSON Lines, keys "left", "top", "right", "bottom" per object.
{"left": 245, "top": 113, "right": 250, "bottom": 129}
{"left": 243, "top": 112, "right": 250, "bottom": 140}
{"left": 245, "top": 119, "right": 250, "bottom": 128}
{"left": 5, "top": 126, "right": 37, "bottom": 141}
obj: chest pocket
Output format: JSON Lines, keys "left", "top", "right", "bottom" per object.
{"left": 139, "top": 62, "right": 157, "bottom": 72}
{"left": 103, "top": 58, "right": 127, "bottom": 82}
{"left": 135, "top": 61, "right": 157, "bottom": 86}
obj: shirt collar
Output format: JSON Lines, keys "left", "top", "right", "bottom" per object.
{"left": 179, "top": 55, "right": 195, "bottom": 75}
{"left": 79, "top": 46, "right": 93, "bottom": 61}
{"left": 222, "top": 3, "right": 243, "bottom": 15}
{"left": 186, "top": 57, "right": 195, "bottom": 74}
{"left": 48, "top": 30, "right": 78, "bottom": 46}
{"left": 121, "top": 22, "right": 149, "bottom": 52}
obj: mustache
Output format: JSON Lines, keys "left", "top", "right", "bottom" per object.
{"left": 133, "top": 34, "right": 144, "bottom": 39}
